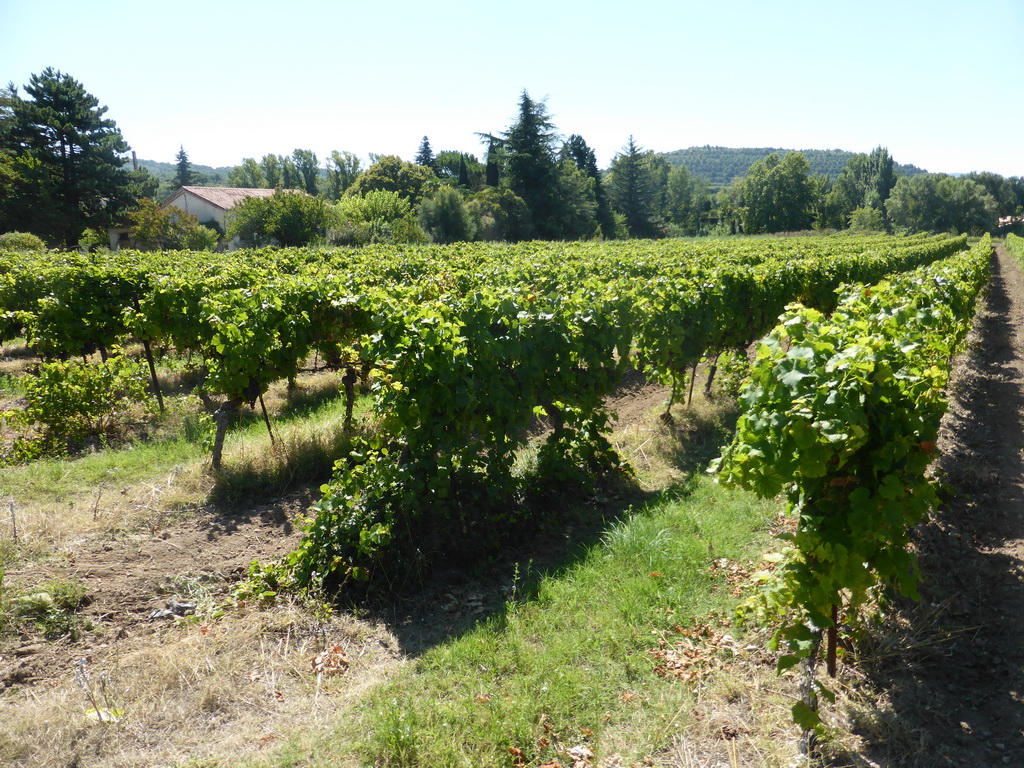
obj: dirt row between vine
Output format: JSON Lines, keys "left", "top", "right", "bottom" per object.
{"left": 1, "top": 495, "right": 307, "bottom": 693}
{"left": 854, "top": 242, "right": 1024, "bottom": 767}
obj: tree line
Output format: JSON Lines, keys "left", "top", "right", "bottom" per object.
{"left": 2, "top": 69, "right": 1022, "bottom": 250}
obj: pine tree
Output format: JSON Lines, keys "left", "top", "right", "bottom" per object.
{"left": 174, "top": 145, "right": 200, "bottom": 188}
{"left": 415, "top": 136, "right": 435, "bottom": 170}
{"left": 607, "top": 136, "right": 661, "bottom": 238}
{"left": 3, "top": 68, "right": 134, "bottom": 246}
{"left": 502, "top": 91, "right": 561, "bottom": 239}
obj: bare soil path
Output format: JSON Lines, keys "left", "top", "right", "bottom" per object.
{"left": 1, "top": 496, "right": 306, "bottom": 693}
{"left": 857, "top": 242, "right": 1024, "bottom": 766}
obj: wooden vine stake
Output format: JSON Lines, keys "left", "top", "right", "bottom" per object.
{"left": 827, "top": 602, "right": 839, "bottom": 678}
{"left": 686, "top": 359, "right": 699, "bottom": 407}
{"left": 8, "top": 499, "right": 17, "bottom": 543}
{"left": 131, "top": 294, "right": 164, "bottom": 413}
{"left": 259, "top": 393, "right": 276, "bottom": 446}
{"left": 141, "top": 338, "right": 165, "bottom": 414}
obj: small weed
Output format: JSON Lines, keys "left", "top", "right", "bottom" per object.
{"left": 74, "top": 657, "right": 123, "bottom": 723}
{"left": 9, "top": 576, "right": 91, "bottom": 640}
{"left": 0, "top": 372, "right": 25, "bottom": 396}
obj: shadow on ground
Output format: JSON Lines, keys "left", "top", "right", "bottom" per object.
{"left": 348, "top": 385, "right": 740, "bottom": 659}
{"left": 841, "top": 247, "right": 1024, "bottom": 767}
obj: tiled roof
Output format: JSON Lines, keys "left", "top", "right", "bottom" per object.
{"left": 163, "top": 186, "right": 280, "bottom": 211}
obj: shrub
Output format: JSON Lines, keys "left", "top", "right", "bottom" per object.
{"left": 77, "top": 228, "right": 109, "bottom": 252}
{"left": 8, "top": 354, "right": 148, "bottom": 459}
{"left": 848, "top": 206, "right": 885, "bottom": 232}
{"left": 0, "top": 231, "right": 47, "bottom": 253}
{"left": 225, "top": 189, "right": 335, "bottom": 247}
{"left": 129, "top": 198, "right": 220, "bottom": 251}
{"left": 419, "top": 187, "right": 476, "bottom": 244}
{"left": 331, "top": 190, "right": 427, "bottom": 245}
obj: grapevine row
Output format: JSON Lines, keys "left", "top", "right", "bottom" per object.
{"left": 712, "top": 235, "right": 992, "bottom": 725}
{"left": 0, "top": 234, "right": 969, "bottom": 581}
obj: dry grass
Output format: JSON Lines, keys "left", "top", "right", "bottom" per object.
{"left": 3, "top": 460, "right": 211, "bottom": 550}
{"left": 612, "top": 648, "right": 806, "bottom": 768}
{"left": 609, "top": 382, "right": 740, "bottom": 492}
{"left": 0, "top": 368, "right": 354, "bottom": 559}
{"left": 0, "top": 338, "right": 34, "bottom": 378}
{"left": 0, "top": 600, "right": 405, "bottom": 768}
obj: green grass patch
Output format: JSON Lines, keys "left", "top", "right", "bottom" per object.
{"left": 0, "top": 371, "right": 25, "bottom": 397}
{"left": 276, "top": 476, "right": 781, "bottom": 767}
{"left": 0, "top": 430, "right": 200, "bottom": 508}
{"left": 5, "top": 575, "right": 91, "bottom": 641}
{"left": 0, "top": 387, "right": 364, "bottom": 508}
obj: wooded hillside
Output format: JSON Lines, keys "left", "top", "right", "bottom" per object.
{"left": 661, "top": 146, "right": 927, "bottom": 186}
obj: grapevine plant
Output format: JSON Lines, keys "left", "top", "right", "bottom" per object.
{"left": 712, "top": 236, "right": 991, "bottom": 726}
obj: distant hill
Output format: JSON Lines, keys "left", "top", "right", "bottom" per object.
{"left": 132, "top": 159, "right": 235, "bottom": 190}
{"left": 660, "top": 146, "right": 928, "bottom": 187}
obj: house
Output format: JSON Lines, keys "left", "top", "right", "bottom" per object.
{"left": 161, "top": 185, "right": 282, "bottom": 233}
{"left": 107, "top": 186, "right": 283, "bottom": 250}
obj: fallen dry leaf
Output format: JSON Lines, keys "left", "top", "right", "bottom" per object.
{"left": 567, "top": 744, "right": 594, "bottom": 767}
{"left": 648, "top": 623, "right": 751, "bottom": 684}
{"left": 310, "top": 645, "right": 349, "bottom": 676}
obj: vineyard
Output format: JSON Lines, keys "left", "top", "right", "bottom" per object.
{"left": 0, "top": 231, "right": 1003, "bottom": 766}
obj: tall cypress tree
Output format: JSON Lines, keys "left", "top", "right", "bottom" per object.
{"left": 561, "top": 134, "right": 616, "bottom": 239}
{"left": 480, "top": 134, "right": 501, "bottom": 187}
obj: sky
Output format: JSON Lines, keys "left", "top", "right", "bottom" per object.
{"left": 2, "top": 0, "right": 1022, "bottom": 177}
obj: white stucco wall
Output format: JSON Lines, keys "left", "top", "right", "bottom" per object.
{"left": 165, "top": 193, "right": 225, "bottom": 224}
